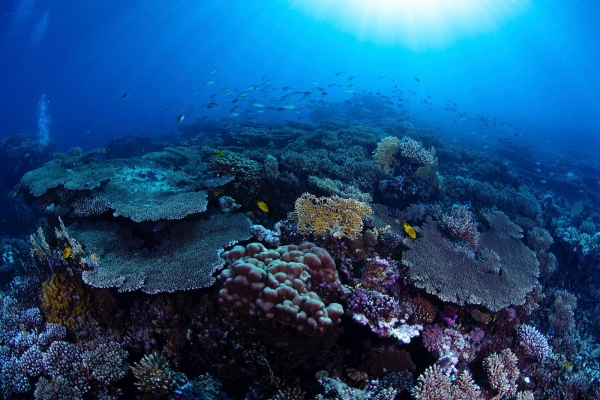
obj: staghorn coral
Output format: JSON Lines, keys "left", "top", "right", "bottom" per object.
{"left": 403, "top": 212, "right": 539, "bottom": 311}
{"left": 291, "top": 193, "right": 372, "bottom": 239}
{"left": 218, "top": 242, "right": 343, "bottom": 334}
{"left": 373, "top": 136, "right": 399, "bottom": 173}
{"left": 74, "top": 213, "right": 251, "bottom": 293}
{"left": 484, "top": 348, "right": 520, "bottom": 399}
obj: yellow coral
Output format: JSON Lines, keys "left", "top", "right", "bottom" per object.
{"left": 291, "top": 193, "right": 372, "bottom": 239}
{"left": 373, "top": 136, "right": 399, "bottom": 173}
{"left": 41, "top": 272, "right": 92, "bottom": 331}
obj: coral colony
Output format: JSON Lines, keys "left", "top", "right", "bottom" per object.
{"left": 0, "top": 116, "right": 599, "bottom": 400}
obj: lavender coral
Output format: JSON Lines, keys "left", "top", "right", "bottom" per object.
{"left": 517, "top": 324, "right": 551, "bottom": 361}
{"left": 347, "top": 288, "right": 422, "bottom": 344}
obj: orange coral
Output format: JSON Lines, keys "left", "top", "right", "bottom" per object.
{"left": 291, "top": 193, "right": 372, "bottom": 239}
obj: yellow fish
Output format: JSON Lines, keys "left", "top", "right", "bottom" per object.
{"left": 257, "top": 201, "right": 269, "bottom": 212}
{"left": 62, "top": 246, "right": 72, "bottom": 259}
{"left": 403, "top": 223, "right": 417, "bottom": 239}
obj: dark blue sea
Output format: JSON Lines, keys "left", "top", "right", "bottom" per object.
{"left": 0, "top": 1, "right": 599, "bottom": 399}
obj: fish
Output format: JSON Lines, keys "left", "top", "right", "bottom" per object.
{"left": 308, "top": 81, "right": 320, "bottom": 85}
{"left": 282, "top": 103, "right": 296, "bottom": 110}
{"left": 343, "top": 89, "right": 357, "bottom": 94}
{"left": 335, "top": 71, "right": 346, "bottom": 76}
{"left": 403, "top": 223, "right": 417, "bottom": 239}
{"left": 177, "top": 114, "right": 185, "bottom": 123}
{"left": 210, "top": 68, "right": 218, "bottom": 74}
{"left": 252, "top": 101, "right": 265, "bottom": 108}
{"left": 121, "top": 93, "right": 129, "bottom": 100}
{"left": 414, "top": 77, "right": 421, "bottom": 82}
{"left": 62, "top": 246, "right": 72, "bottom": 259}
{"left": 164, "top": 103, "right": 170, "bottom": 107}
{"left": 348, "top": 76, "right": 358, "bottom": 80}
{"left": 205, "top": 80, "right": 216, "bottom": 85}
{"left": 257, "top": 201, "right": 269, "bottom": 212}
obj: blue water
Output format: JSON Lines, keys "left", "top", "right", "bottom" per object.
{"left": 1, "top": 0, "right": 599, "bottom": 151}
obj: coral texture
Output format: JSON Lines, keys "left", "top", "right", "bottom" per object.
{"left": 218, "top": 242, "right": 344, "bottom": 334}
{"left": 403, "top": 212, "right": 539, "bottom": 311}
{"left": 291, "top": 193, "right": 372, "bottom": 239}
{"left": 75, "top": 213, "right": 252, "bottom": 293}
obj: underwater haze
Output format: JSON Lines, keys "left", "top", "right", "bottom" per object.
{"left": 2, "top": 1, "right": 600, "bottom": 399}
{"left": 1, "top": 0, "right": 599, "bottom": 149}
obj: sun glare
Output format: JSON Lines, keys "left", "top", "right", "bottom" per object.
{"left": 290, "top": 0, "right": 531, "bottom": 49}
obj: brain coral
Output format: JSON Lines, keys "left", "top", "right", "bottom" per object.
{"left": 71, "top": 213, "right": 251, "bottom": 293}
{"left": 402, "top": 211, "right": 539, "bottom": 312}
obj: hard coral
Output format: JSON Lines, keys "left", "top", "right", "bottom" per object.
{"left": 218, "top": 242, "right": 344, "bottom": 334}
{"left": 291, "top": 193, "right": 372, "bottom": 239}
{"left": 41, "top": 272, "right": 92, "bottom": 332}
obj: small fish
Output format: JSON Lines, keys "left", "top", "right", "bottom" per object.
{"left": 348, "top": 76, "right": 358, "bottom": 80}
{"left": 210, "top": 68, "right": 218, "bottom": 74}
{"left": 177, "top": 114, "right": 185, "bottom": 123}
{"left": 62, "top": 246, "right": 72, "bottom": 259}
{"left": 257, "top": 201, "right": 269, "bottom": 212}
{"left": 24, "top": 153, "right": 30, "bottom": 158}
{"left": 121, "top": 93, "right": 129, "bottom": 100}
{"left": 403, "top": 223, "right": 417, "bottom": 239}
{"left": 164, "top": 103, "right": 170, "bottom": 107}
{"left": 282, "top": 102, "right": 296, "bottom": 110}
{"left": 252, "top": 101, "right": 265, "bottom": 108}
{"left": 343, "top": 89, "right": 356, "bottom": 94}
{"left": 335, "top": 71, "right": 346, "bottom": 76}
{"left": 228, "top": 112, "right": 239, "bottom": 117}
{"left": 414, "top": 77, "right": 421, "bottom": 82}
{"left": 308, "top": 81, "right": 320, "bottom": 85}
{"left": 193, "top": 91, "right": 200, "bottom": 95}
{"left": 205, "top": 80, "right": 216, "bottom": 85}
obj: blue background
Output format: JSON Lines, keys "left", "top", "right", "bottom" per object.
{"left": 1, "top": 0, "right": 599, "bottom": 151}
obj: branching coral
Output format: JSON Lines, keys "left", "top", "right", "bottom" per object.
{"left": 291, "top": 193, "right": 372, "bottom": 239}
{"left": 131, "top": 353, "right": 184, "bottom": 396}
{"left": 484, "top": 348, "right": 520, "bottom": 399}
{"left": 373, "top": 136, "right": 399, "bottom": 173}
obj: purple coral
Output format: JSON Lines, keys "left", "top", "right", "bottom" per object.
{"left": 360, "top": 257, "right": 399, "bottom": 294}
{"left": 346, "top": 289, "right": 421, "bottom": 343}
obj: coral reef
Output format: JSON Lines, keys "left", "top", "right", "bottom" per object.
{"left": 218, "top": 242, "right": 344, "bottom": 334}
{"left": 291, "top": 193, "right": 372, "bottom": 239}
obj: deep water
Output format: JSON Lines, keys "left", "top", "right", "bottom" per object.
{"left": 0, "top": 1, "right": 599, "bottom": 399}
